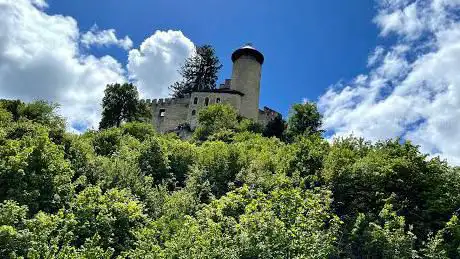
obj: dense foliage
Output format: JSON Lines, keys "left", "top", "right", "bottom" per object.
{"left": 99, "top": 83, "right": 151, "bottom": 129}
{"left": 170, "top": 45, "right": 222, "bottom": 98}
{"left": 1, "top": 99, "right": 459, "bottom": 258}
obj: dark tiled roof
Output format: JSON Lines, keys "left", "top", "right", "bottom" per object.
{"left": 231, "top": 45, "right": 264, "bottom": 64}
{"left": 195, "top": 88, "right": 245, "bottom": 96}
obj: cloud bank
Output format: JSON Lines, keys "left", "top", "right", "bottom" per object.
{"left": 319, "top": 0, "right": 460, "bottom": 164}
{"left": 0, "top": 0, "right": 194, "bottom": 131}
{"left": 81, "top": 25, "right": 133, "bottom": 50}
{"left": 128, "top": 30, "right": 195, "bottom": 99}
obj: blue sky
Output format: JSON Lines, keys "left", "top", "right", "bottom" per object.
{"left": 47, "top": 0, "right": 380, "bottom": 116}
{"left": 3, "top": 0, "right": 460, "bottom": 164}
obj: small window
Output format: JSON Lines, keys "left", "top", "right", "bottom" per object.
{"left": 191, "top": 110, "right": 196, "bottom": 116}
{"left": 204, "top": 97, "right": 209, "bottom": 106}
{"left": 216, "top": 98, "right": 221, "bottom": 103}
{"left": 193, "top": 97, "right": 198, "bottom": 104}
{"left": 159, "top": 108, "right": 166, "bottom": 117}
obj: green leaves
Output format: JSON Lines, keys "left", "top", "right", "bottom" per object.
{"left": 285, "top": 102, "right": 323, "bottom": 142}
{"left": 350, "top": 203, "right": 417, "bottom": 258}
{"left": 71, "top": 187, "right": 147, "bottom": 253}
{"left": 0, "top": 122, "right": 74, "bottom": 214}
{"left": 1, "top": 98, "right": 460, "bottom": 258}
{"left": 99, "top": 83, "right": 151, "bottom": 129}
{"left": 136, "top": 186, "right": 341, "bottom": 258}
{"left": 193, "top": 103, "right": 239, "bottom": 141}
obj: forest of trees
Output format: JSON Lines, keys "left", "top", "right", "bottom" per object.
{"left": 1, "top": 92, "right": 460, "bottom": 258}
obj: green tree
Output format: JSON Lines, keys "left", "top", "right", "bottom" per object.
{"left": 278, "top": 134, "right": 329, "bottom": 186}
{"left": 99, "top": 83, "right": 148, "bottom": 129}
{"left": 192, "top": 141, "right": 242, "bottom": 197}
{"left": 1, "top": 100, "right": 66, "bottom": 143}
{"left": 193, "top": 104, "right": 238, "bottom": 141}
{"left": 350, "top": 203, "right": 417, "bottom": 258}
{"left": 138, "top": 137, "right": 170, "bottom": 185}
{"left": 170, "top": 45, "right": 222, "bottom": 98}
{"left": 0, "top": 99, "right": 22, "bottom": 121}
{"left": 131, "top": 186, "right": 341, "bottom": 258}
{"left": 323, "top": 137, "right": 459, "bottom": 247}
{"left": 4, "top": 97, "right": 460, "bottom": 257}
{"left": 0, "top": 123, "right": 74, "bottom": 213}
{"left": 19, "top": 101, "right": 64, "bottom": 128}
{"left": 238, "top": 118, "right": 264, "bottom": 134}
{"left": 91, "top": 127, "right": 123, "bottom": 156}
{"left": 285, "top": 102, "right": 323, "bottom": 141}
{"left": 71, "top": 187, "right": 147, "bottom": 255}
{"left": 121, "top": 121, "right": 157, "bottom": 142}
{"left": 263, "top": 115, "right": 286, "bottom": 139}
{"left": 421, "top": 215, "right": 460, "bottom": 258}
{"left": 0, "top": 107, "right": 12, "bottom": 125}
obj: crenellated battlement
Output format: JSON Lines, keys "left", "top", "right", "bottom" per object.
{"left": 150, "top": 44, "right": 280, "bottom": 135}
{"left": 151, "top": 94, "right": 191, "bottom": 106}
{"left": 259, "top": 106, "right": 281, "bottom": 117}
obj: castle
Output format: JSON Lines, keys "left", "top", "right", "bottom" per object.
{"left": 148, "top": 44, "right": 280, "bottom": 134}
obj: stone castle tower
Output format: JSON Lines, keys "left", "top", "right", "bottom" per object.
{"left": 149, "top": 44, "right": 279, "bottom": 134}
{"left": 230, "top": 44, "right": 264, "bottom": 120}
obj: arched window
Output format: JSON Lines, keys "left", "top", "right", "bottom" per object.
{"left": 204, "top": 97, "right": 209, "bottom": 106}
{"left": 216, "top": 98, "right": 221, "bottom": 103}
{"left": 191, "top": 110, "right": 196, "bottom": 116}
{"left": 193, "top": 97, "right": 198, "bottom": 104}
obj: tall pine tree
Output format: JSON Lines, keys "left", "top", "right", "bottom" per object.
{"left": 170, "top": 45, "right": 222, "bottom": 98}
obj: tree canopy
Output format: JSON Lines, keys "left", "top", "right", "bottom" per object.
{"left": 99, "top": 83, "right": 151, "bottom": 129}
{"left": 1, "top": 98, "right": 460, "bottom": 258}
{"left": 170, "top": 45, "right": 222, "bottom": 98}
{"left": 286, "top": 102, "right": 323, "bottom": 141}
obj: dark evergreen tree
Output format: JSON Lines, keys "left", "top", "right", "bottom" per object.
{"left": 99, "top": 83, "right": 147, "bottom": 129}
{"left": 263, "top": 115, "right": 285, "bottom": 139}
{"left": 170, "top": 45, "right": 222, "bottom": 98}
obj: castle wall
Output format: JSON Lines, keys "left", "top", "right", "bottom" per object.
{"left": 148, "top": 45, "right": 280, "bottom": 135}
{"left": 230, "top": 55, "right": 261, "bottom": 120}
{"left": 258, "top": 106, "right": 281, "bottom": 127}
{"left": 188, "top": 92, "right": 242, "bottom": 129}
{"left": 151, "top": 96, "right": 190, "bottom": 133}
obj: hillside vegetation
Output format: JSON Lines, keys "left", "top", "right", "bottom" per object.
{"left": 0, "top": 99, "right": 459, "bottom": 258}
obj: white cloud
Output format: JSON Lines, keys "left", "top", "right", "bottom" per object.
{"left": 0, "top": 0, "right": 194, "bottom": 132}
{"left": 30, "top": 0, "right": 47, "bottom": 8}
{"left": 0, "top": 0, "right": 126, "bottom": 131}
{"left": 81, "top": 25, "right": 133, "bottom": 50}
{"left": 368, "top": 46, "right": 385, "bottom": 67}
{"left": 127, "top": 30, "right": 195, "bottom": 98}
{"left": 319, "top": 0, "right": 460, "bottom": 164}
{"left": 374, "top": 2, "right": 424, "bottom": 39}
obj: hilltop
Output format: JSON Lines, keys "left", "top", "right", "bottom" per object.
{"left": 0, "top": 98, "right": 459, "bottom": 258}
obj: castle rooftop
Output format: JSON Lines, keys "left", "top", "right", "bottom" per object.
{"left": 194, "top": 88, "right": 245, "bottom": 96}
{"left": 231, "top": 44, "right": 264, "bottom": 64}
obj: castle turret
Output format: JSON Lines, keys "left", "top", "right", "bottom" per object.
{"left": 230, "top": 44, "right": 264, "bottom": 120}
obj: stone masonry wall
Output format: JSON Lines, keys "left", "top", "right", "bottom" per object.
{"left": 151, "top": 95, "right": 190, "bottom": 133}
{"left": 188, "top": 92, "right": 242, "bottom": 129}
{"left": 258, "top": 106, "right": 281, "bottom": 127}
